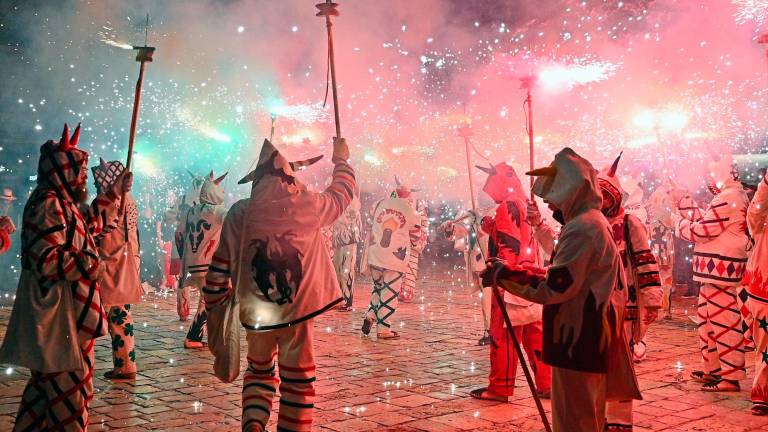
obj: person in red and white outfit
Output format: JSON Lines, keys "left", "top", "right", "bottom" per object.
{"left": 203, "top": 137, "right": 354, "bottom": 432}
{"left": 744, "top": 169, "right": 768, "bottom": 415}
{"left": 470, "top": 162, "right": 551, "bottom": 402}
{"left": 0, "top": 124, "right": 131, "bottom": 431}
{"left": 676, "top": 155, "right": 750, "bottom": 392}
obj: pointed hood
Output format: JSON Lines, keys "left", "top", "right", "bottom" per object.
{"left": 91, "top": 158, "right": 125, "bottom": 194}
{"left": 239, "top": 139, "right": 323, "bottom": 198}
{"left": 37, "top": 123, "right": 88, "bottom": 202}
{"left": 528, "top": 147, "right": 601, "bottom": 222}
{"left": 478, "top": 162, "right": 525, "bottom": 204}
{"left": 597, "top": 152, "right": 624, "bottom": 218}
{"left": 239, "top": 139, "right": 294, "bottom": 186}
{"left": 199, "top": 171, "right": 227, "bottom": 206}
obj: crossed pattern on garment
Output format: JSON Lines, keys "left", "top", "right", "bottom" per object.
{"left": 697, "top": 283, "right": 747, "bottom": 380}
{"left": 13, "top": 342, "right": 95, "bottom": 432}
{"left": 367, "top": 268, "right": 403, "bottom": 328}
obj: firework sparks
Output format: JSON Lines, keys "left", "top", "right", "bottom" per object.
{"left": 537, "top": 60, "right": 621, "bottom": 91}
{"left": 732, "top": 0, "right": 768, "bottom": 26}
{"left": 98, "top": 27, "right": 134, "bottom": 50}
{"left": 268, "top": 103, "right": 330, "bottom": 124}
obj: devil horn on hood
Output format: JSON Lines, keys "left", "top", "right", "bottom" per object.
{"left": 214, "top": 172, "right": 229, "bottom": 185}
{"left": 289, "top": 155, "right": 323, "bottom": 171}
{"left": 186, "top": 169, "right": 198, "bottom": 179}
{"left": 395, "top": 176, "right": 402, "bottom": 187}
{"left": 238, "top": 165, "right": 264, "bottom": 185}
{"left": 60, "top": 123, "right": 70, "bottom": 149}
{"left": 99, "top": 157, "right": 109, "bottom": 172}
{"left": 526, "top": 166, "right": 558, "bottom": 177}
{"left": 208, "top": 170, "right": 215, "bottom": 180}
{"left": 608, "top": 151, "right": 623, "bottom": 177}
{"left": 70, "top": 123, "right": 81, "bottom": 148}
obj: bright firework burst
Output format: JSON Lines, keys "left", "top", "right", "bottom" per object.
{"left": 732, "top": 0, "right": 768, "bottom": 25}
{"left": 268, "top": 102, "right": 330, "bottom": 124}
{"left": 537, "top": 60, "right": 621, "bottom": 91}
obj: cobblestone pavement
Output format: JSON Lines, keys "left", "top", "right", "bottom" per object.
{"left": 1, "top": 270, "right": 767, "bottom": 431}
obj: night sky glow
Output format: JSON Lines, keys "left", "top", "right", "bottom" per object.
{"left": 0, "top": 0, "right": 767, "bottom": 213}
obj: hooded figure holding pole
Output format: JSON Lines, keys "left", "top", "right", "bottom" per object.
{"left": 0, "top": 124, "right": 132, "bottom": 431}
{"left": 529, "top": 153, "right": 662, "bottom": 430}
{"left": 486, "top": 147, "right": 640, "bottom": 431}
{"left": 92, "top": 159, "right": 143, "bottom": 380}
{"left": 203, "top": 137, "right": 354, "bottom": 431}
{"left": 176, "top": 170, "right": 229, "bottom": 348}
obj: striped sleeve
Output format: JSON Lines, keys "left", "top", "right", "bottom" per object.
{"left": 626, "top": 215, "right": 662, "bottom": 309}
{"left": 676, "top": 195, "right": 729, "bottom": 243}
{"left": 203, "top": 205, "right": 238, "bottom": 311}
{"left": 314, "top": 159, "right": 356, "bottom": 228}
{"left": 25, "top": 196, "right": 101, "bottom": 282}
{"left": 84, "top": 189, "right": 121, "bottom": 239}
{"left": 747, "top": 173, "right": 768, "bottom": 236}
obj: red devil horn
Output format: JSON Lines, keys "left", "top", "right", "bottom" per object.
{"left": 70, "top": 123, "right": 81, "bottom": 148}
{"left": 60, "top": 123, "right": 70, "bottom": 149}
{"left": 608, "top": 151, "right": 623, "bottom": 177}
{"left": 99, "top": 157, "right": 109, "bottom": 171}
{"left": 214, "top": 172, "right": 228, "bottom": 185}
{"left": 208, "top": 170, "right": 214, "bottom": 180}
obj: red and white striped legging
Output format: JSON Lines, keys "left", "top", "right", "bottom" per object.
{"left": 242, "top": 321, "right": 316, "bottom": 432}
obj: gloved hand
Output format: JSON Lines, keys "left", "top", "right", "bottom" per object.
{"left": 480, "top": 216, "right": 495, "bottom": 234}
{"left": 332, "top": 137, "right": 350, "bottom": 162}
{"left": 111, "top": 171, "right": 133, "bottom": 196}
{"left": 526, "top": 200, "right": 542, "bottom": 227}
{"left": 0, "top": 216, "right": 16, "bottom": 235}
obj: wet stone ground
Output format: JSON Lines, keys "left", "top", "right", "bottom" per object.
{"left": 1, "top": 267, "right": 767, "bottom": 431}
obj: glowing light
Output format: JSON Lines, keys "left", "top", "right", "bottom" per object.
{"left": 538, "top": 60, "right": 620, "bottom": 90}
{"left": 237, "top": 26, "right": 245, "bottom": 33}
{"left": 632, "top": 107, "right": 689, "bottom": 132}
{"left": 732, "top": 0, "right": 768, "bottom": 25}
{"left": 279, "top": 128, "right": 317, "bottom": 145}
{"left": 197, "top": 125, "right": 232, "bottom": 143}
{"left": 364, "top": 152, "right": 383, "bottom": 166}
{"left": 268, "top": 102, "right": 329, "bottom": 123}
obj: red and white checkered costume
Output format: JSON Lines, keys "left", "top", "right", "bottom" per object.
{"left": 676, "top": 165, "right": 750, "bottom": 382}
{"left": 0, "top": 124, "right": 121, "bottom": 431}
{"left": 744, "top": 172, "right": 768, "bottom": 411}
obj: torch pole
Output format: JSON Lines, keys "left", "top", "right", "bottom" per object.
{"left": 317, "top": 1, "right": 342, "bottom": 138}
{"left": 526, "top": 88, "right": 535, "bottom": 199}
{"left": 119, "top": 35, "right": 155, "bottom": 215}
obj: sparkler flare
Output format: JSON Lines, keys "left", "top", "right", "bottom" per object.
{"left": 537, "top": 60, "right": 621, "bottom": 91}
{"left": 732, "top": 0, "right": 768, "bottom": 26}
{"left": 268, "top": 103, "right": 330, "bottom": 124}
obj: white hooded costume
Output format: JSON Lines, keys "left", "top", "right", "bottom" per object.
{"left": 495, "top": 147, "right": 640, "bottom": 432}
{"left": 675, "top": 155, "right": 750, "bottom": 385}
{"left": 202, "top": 139, "right": 355, "bottom": 431}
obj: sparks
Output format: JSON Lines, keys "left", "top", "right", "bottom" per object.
{"left": 538, "top": 60, "right": 621, "bottom": 91}
{"left": 732, "top": 0, "right": 768, "bottom": 26}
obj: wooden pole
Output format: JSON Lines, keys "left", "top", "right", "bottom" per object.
{"left": 317, "top": 1, "right": 342, "bottom": 138}
{"left": 119, "top": 48, "right": 153, "bottom": 214}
